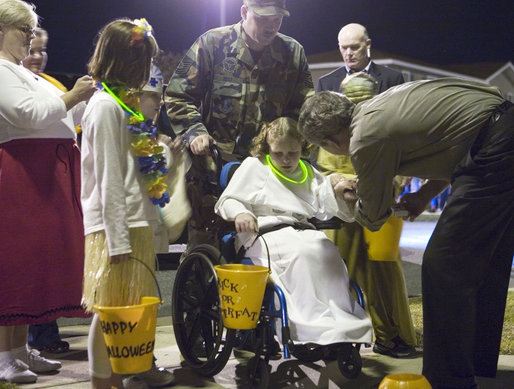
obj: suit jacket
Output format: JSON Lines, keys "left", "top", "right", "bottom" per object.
{"left": 317, "top": 61, "right": 404, "bottom": 93}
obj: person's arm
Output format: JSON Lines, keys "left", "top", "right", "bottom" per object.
{"left": 0, "top": 65, "right": 67, "bottom": 128}
{"left": 165, "top": 36, "right": 211, "bottom": 153}
{"left": 87, "top": 99, "right": 132, "bottom": 258}
{"left": 282, "top": 45, "right": 314, "bottom": 118}
{"left": 352, "top": 140, "right": 398, "bottom": 231}
{"left": 312, "top": 168, "right": 355, "bottom": 222}
{"left": 214, "top": 158, "right": 264, "bottom": 230}
{"left": 215, "top": 183, "right": 258, "bottom": 232}
{"left": 398, "top": 179, "right": 450, "bottom": 221}
{"left": 60, "top": 75, "right": 96, "bottom": 111}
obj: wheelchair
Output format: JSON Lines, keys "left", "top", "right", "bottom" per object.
{"left": 171, "top": 147, "right": 367, "bottom": 387}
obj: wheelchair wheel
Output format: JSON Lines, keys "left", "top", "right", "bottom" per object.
{"left": 247, "top": 356, "right": 270, "bottom": 389}
{"left": 337, "top": 345, "right": 362, "bottom": 379}
{"left": 172, "top": 245, "right": 236, "bottom": 376}
{"left": 291, "top": 343, "right": 325, "bottom": 362}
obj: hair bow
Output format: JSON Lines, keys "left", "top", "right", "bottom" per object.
{"left": 130, "top": 18, "right": 153, "bottom": 48}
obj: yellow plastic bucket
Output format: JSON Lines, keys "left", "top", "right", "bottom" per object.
{"left": 363, "top": 214, "right": 403, "bottom": 261}
{"left": 214, "top": 264, "right": 270, "bottom": 329}
{"left": 379, "top": 373, "right": 432, "bottom": 388}
{"left": 94, "top": 296, "right": 161, "bottom": 374}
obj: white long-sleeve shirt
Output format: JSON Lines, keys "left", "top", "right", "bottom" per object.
{"left": 0, "top": 59, "right": 82, "bottom": 143}
{"left": 80, "top": 90, "right": 161, "bottom": 256}
{"left": 215, "top": 157, "right": 354, "bottom": 232}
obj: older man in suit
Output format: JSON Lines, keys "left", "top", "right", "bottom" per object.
{"left": 315, "top": 23, "right": 417, "bottom": 358}
{"left": 317, "top": 23, "right": 404, "bottom": 93}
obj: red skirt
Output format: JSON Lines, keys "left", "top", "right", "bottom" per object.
{"left": 0, "top": 138, "right": 88, "bottom": 325}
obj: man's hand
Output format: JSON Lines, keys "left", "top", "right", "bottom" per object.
{"left": 235, "top": 213, "right": 258, "bottom": 233}
{"left": 398, "top": 179, "right": 449, "bottom": 221}
{"left": 332, "top": 176, "right": 358, "bottom": 202}
{"left": 189, "top": 134, "right": 214, "bottom": 155}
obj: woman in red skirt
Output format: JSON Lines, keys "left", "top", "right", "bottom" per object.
{"left": 0, "top": 0, "right": 96, "bottom": 384}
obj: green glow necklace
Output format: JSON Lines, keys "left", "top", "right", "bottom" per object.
{"left": 101, "top": 82, "right": 145, "bottom": 122}
{"left": 266, "top": 154, "right": 308, "bottom": 184}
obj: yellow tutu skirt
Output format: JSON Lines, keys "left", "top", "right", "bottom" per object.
{"left": 82, "top": 227, "right": 156, "bottom": 312}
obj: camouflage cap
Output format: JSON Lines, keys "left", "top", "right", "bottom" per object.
{"left": 245, "top": 0, "right": 290, "bottom": 17}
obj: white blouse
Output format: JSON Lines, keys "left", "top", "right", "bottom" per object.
{"left": 0, "top": 59, "right": 82, "bottom": 143}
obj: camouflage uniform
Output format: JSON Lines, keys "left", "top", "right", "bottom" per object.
{"left": 165, "top": 21, "right": 313, "bottom": 247}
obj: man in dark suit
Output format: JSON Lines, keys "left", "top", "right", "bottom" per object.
{"left": 316, "top": 23, "right": 417, "bottom": 358}
{"left": 317, "top": 23, "right": 404, "bottom": 93}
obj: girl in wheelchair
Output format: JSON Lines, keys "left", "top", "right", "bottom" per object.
{"left": 214, "top": 117, "right": 372, "bottom": 346}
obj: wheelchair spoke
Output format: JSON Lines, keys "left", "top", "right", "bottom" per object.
{"left": 192, "top": 261, "right": 214, "bottom": 296}
{"left": 203, "top": 305, "right": 221, "bottom": 322}
{"left": 201, "top": 319, "right": 215, "bottom": 356}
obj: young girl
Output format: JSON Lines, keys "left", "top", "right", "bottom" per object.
{"left": 214, "top": 117, "right": 372, "bottom": 346}
{"left": 80, "top": 19, "right": 172, "bottom": 389}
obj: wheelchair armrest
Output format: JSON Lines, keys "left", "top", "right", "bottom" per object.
{"left": 308, "top": 217, "right": 344, "bottom": 230}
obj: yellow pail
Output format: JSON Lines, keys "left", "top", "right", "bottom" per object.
{"left": 363, "top": 214, "right": 403, "bottom": 261}
{"left": 379, "top": 373, "right": 432, "bottom": 388}
{"left": 94, "top": 296, "right": 161, "bottom": 374}
{"left": 214, "top": 264, "right": 270, "bottom": 329}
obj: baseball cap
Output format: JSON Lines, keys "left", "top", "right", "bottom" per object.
{"left": 245, "top": 0, "right": 290, "bottom": 17}
{"left": 143, "top": 64, "right": 163, "bottom": 93}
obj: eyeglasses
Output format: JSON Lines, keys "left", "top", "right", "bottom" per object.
{"left": 16, "top": 25, "right": 36, "bottom": 36}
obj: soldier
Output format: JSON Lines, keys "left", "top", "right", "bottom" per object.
{"left": 165, "top": 0, "right": 313, "bottom": 247}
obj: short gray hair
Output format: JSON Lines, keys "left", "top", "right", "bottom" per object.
{"left": 298, "top": 91, "right": 355, "bottom": 145}
{"left": 0, "top": 0, "right": 38, "bottom": 29}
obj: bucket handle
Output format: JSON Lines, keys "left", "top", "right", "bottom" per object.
{"left": 129, "top": 255, "right": 163, "bottom": 303}
{"left": 256, "top": 234, "right": 272, "bottom": 275}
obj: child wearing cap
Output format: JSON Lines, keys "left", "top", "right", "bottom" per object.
{"left": 139, "top": 65, "right": 191, "bottom": 253}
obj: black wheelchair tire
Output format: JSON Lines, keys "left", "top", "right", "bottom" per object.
{"left": 171, "top": 248, "right": 235, "bottom": 376}
{"left": 291, "top": 343, "right": 325, "bottom": 362}
{"left": 337, "top": 345, "right": 362, "bottom": 379}
{"left": 247, "top": 356, "right": 271, "bottom": 389}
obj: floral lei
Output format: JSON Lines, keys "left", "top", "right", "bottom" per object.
{"left": 98, "top": 81, "right": 170, "bottom": 207}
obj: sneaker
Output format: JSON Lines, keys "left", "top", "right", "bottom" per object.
{"left": 373, "top": 337, "right": 417, "bottom": 358}
{"left": 123, "top": 375, "right": 149, "bottom": 389}
{"left": 26, "top": 348, "right": 62, "bottom": 373}
{"left": 0, "top": 358, "right": 37, "bottom": 384}
{"left": 135, "top": 362, "right": 175, "bottom": 387}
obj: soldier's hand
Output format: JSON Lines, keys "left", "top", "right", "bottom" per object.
{"left": 190, "top": 134, "right": 214, "bottom": 155}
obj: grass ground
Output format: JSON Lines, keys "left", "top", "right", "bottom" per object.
{"left": 409, "top": 289, "right": 514, "bottom": 354}
{"left": 0, "top": 384, "right": 17, "bottom": 389}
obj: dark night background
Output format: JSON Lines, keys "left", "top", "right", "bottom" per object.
{"left": 34, "top": 0, "right": 514, "bottom": 76}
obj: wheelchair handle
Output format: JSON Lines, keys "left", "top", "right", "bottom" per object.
{"left": 210, "top": 144, "right": 224, "bottom": 188}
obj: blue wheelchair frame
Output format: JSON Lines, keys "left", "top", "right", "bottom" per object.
{"left": 171, "top": 149, "right": 368, "bottom": 385}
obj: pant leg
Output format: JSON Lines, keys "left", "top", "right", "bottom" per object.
{"left": 473, "top": 216, "right": 514, "bottom": 377}
{"left": 422, "top": 195, "right": 513, "bottom": 388}
{"left": 28, "top": 321, "right": 60, "bottom": 349}
{"left": 422, "top": 105, "right": 514, "bottom": 389}
{"left": 368, "top": 259, "right": 417, "bottom": 346}
{"left": 185, "top": 155, "right": 220, "bottom": 250}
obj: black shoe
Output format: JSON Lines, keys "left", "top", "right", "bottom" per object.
{"left": 373, "top": 339, "right": 417, "bottom": 358}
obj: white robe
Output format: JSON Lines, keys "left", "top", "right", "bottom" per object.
{"left": 215, "top": 157, "right": 373, "bottom": 344}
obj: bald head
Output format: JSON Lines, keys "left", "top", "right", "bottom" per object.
{"left": 338, "top": 23, "right": 371, "bottom": 72}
